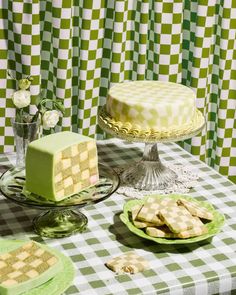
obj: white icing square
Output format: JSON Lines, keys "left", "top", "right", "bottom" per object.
{"left": 55, "top": 173, "right": 63, "bottom": 183}
{"left": 72, "top": 165, "right": 80, "bottom": 174}
{"left": 62, "top": 159, "right": 71, "bottom": 170}
{"left": 63, "top": 177, "right": 73, "bottom": 188}
{"left": 81, "top": 169, "right": 89, "bottom": 180}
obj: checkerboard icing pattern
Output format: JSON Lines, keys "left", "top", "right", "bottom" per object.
{"left": 1, "top": 139, "right": 236, "bottom": 294}
{"left": 0, "top": 242, "right": 58, "bottom": 287}
{"left": 54, "top": 141, "right": 98, "bottom": 198}
{"left": 106, "top": 81, "right": 195, "bottom": 128}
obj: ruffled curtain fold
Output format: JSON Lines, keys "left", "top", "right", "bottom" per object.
{"left": 0, "top": 0, "right": 235, "bottom": 182}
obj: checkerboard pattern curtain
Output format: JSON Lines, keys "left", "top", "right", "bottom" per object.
{"left": 0, "top": 0, "right": 235, "bottom": 183}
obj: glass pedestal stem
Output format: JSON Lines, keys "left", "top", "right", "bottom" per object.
{"left": 33, "top": 209, "right": 88, "bottom": 238}
{"left": 121, "top": 143, "right": 178, "bottom": 190}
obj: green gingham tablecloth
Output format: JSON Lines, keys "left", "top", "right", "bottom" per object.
{"left": 0, "top": 138, "right": 236, "bottom": 295}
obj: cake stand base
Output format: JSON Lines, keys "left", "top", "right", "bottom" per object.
{"left": 121, "top": 143, "right": 177, "bottom": 190}
{"left": 33, "top": 209, "right": 88, "bottom": 238}
{"left": 98, "top": 106, "right": 205, "bottom": 191}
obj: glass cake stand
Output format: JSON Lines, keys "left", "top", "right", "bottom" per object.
{"left": 0, "top": 163, "right": 119, "bottom": 238}
{"left": 98, "top": 106, "right": 205, "bottom": 191}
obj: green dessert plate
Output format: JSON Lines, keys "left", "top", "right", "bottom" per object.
{"left": 0, "top": 240, "right": 75, "bottom": 295}
{"left": 120, "top": 194, "right": 225, "bottom": 244}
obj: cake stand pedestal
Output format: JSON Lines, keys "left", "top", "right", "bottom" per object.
{"left": 0, "top": 163, "right": 119, "bottom": 238}
{"left": 33, "top": 209, "right": 88, "bottom": 238}
{"left": 98, "top": 106, "right": 205, "bottom": 191}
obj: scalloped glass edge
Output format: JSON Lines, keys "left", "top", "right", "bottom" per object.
{"left": 0, "top": 164, "right": 120, "bottom": 208}
{"left": 98, "top": 107, "right": 205, "bottom": 143}
{"left": 120, "top": 194, "right": 225, "bottom": 244}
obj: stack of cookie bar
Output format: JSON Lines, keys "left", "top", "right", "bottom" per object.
{"left": 130, "top": 196, "right": 214, "bottom": 239}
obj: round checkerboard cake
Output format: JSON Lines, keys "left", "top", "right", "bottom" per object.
{"left": 106, "top": 80, "right": 197, "bottom": 130}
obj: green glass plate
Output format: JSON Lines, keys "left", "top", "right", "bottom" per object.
{"left": 120, "top": 194, "right": 225, "bottom": 244}
{"left": 0, "top": 240, "right": 75, "bottom": 295}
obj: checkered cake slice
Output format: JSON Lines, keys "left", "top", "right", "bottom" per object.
{"left": 26, "top": 131, "right": 99, "bottom": 201}
{"left": 54, "top": 141, "right": 98, "bottom": 200}
{"left": 0, "top": 242, "right": 63, "bottom": 295}
{"left": 106, "top": 252, "right": 149, "bottom": 274}
{"left": 159, "top": 205, "right": 198, "bottom": 233}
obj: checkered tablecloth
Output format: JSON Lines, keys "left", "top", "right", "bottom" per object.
{"left": 0, "top": 139, "right": 236, "bottom": 295}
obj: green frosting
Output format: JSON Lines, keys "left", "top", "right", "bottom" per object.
{"left": 25, "top": 131, "right": 95, "bottom": 201}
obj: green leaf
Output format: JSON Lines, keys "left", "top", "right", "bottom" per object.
{"left": 35, "top": 94, "right": 42, "bottom": 107}
{"left": 7, "top": 70, "right": 16, "bottom": 80}
{"left": 27, "top": 76, "right": 34, "bottom": 81}
{"left": 54, "top": 101, "right": 65, "bottom": 114}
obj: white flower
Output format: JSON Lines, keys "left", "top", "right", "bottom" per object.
{"left": 42, "top": 110, "right": 60, "bottom": 129}
{"left": 12, "top": 90, "right": 31, "bottom": 108}
{"left": 18, "top": 78, "right": 31, "bottom": 90}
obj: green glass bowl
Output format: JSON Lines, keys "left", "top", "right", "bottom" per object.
{"left": 120, "top": 194, "right": 225, "bottom": 244}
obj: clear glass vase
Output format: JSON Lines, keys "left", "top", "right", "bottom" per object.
{"left": 11, "top": 119, "right": 40, "bottom": 167}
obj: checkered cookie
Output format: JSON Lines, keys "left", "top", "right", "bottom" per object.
{"left": 133, "top": 220, "right": 156, "bottom": 229}
{"left": 105, "top": 252, "right": 149, "bottom": 275}
{"left": 137, "top": 203, "right": 164, "bottom": 225}
{"left": 159, "top": 205, "right": 198, "bottom": 233}
{"left": 176, "top": 217, "right": 208, "bottom": 239}
{"left": 178, "top": 198, "right": 214, "bottom": 221}
{"left": 145, "top": 197, "right": 177, "bottom": 207}
{"left": 0, "top": 241, "right": 62, "bottom": 293}
{"left": 136, "top": 198, "right": 177, "bottom": 226}
{"left": 131, "top": 204, "right": 143, "bottom": 221}
{"left": 146, "top": 226, "right": 177, "bottom": 238}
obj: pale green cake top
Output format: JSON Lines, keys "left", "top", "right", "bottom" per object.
{"left": 28, "top": 131, "right": 94, "bottom": 154}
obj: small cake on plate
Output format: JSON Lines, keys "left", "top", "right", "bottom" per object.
{"left": 25, "top": 131, "right": 99, "bottom": 201}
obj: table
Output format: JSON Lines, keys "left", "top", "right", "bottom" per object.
{"left": 0, "top": 138, "right": 236, "bottom": 295}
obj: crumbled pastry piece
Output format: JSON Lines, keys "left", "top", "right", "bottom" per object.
{"left": 105, "top": 252, "right": 149, "bottom": 274}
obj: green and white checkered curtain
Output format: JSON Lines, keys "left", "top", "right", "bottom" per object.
{"left": 0, "top": 0, "right": 236, "bottom": 183}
